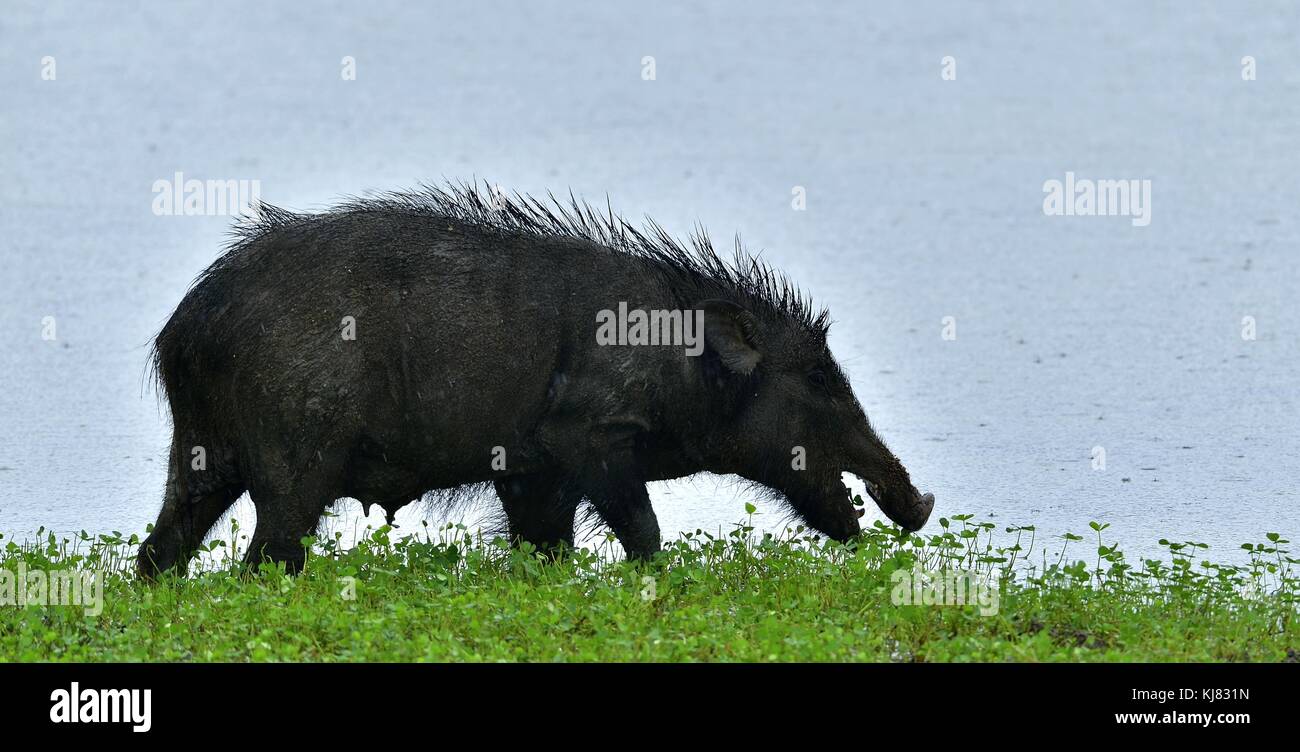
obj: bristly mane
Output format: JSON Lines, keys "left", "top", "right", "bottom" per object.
{"left": 232, "top": 180, "right": 832, "bottom": 335}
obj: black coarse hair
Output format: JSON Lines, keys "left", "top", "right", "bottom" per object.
{"left": 237, "top": 180, "right": 829, "bottom": 331}
{"left": 151, "top": 180, "right": 832, "bottom": 399}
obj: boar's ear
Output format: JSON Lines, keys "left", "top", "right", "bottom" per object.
{"left": 699, "top": 299, "right": 761, "bottom": 376}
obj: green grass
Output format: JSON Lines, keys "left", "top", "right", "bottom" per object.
{"left": 0, "top": 508, "right": 1295, "bottom": 661}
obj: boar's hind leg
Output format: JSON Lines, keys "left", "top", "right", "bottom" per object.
{"left": 138, "top": 487, "right": 242, "bottom": 580}
{"left": 243, "top": 481, "right": 336, "bottom": 575}
{"left": 138, "top": 439, "right": 243, "bottom": 581}
{"left": 494, "top": 472, "right": 580, "bottom": 557}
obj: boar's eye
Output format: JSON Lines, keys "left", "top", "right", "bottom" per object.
{"left": 807, "top": 369, "right": 828, "bottom": 389}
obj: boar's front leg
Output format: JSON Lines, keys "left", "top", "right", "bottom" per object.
{"left": 575, "top": 452, "right": 661, "bottom": 562}
{"left": 543, "top": 418, "right": 661, "bottom": 561}
{"left": 493, "top": 472, "right": 580, "bottom": 557}
{"left": 588, "top": 474, "right": 661, "bottom": 561}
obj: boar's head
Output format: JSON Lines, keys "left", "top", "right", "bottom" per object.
{"left": 697, "top": 299, "right": 934, "bottom": 541}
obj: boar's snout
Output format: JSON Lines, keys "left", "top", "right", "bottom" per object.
{"left": 861, "top": 475, "right": 935, "bottom": 533}
{"left": 897, "top": 490, "right": 936, "bottom": 532}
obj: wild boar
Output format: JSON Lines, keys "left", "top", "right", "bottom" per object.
{"left": 137, "top": 184, "right": 934, "bottom": 578}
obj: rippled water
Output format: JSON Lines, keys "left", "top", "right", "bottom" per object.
{"left": 2, "top": 0, "right": 1296, "bottom": 563}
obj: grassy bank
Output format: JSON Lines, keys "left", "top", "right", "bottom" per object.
{"left": 0, "top": 510, "right": 1295, "bottom": 661}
